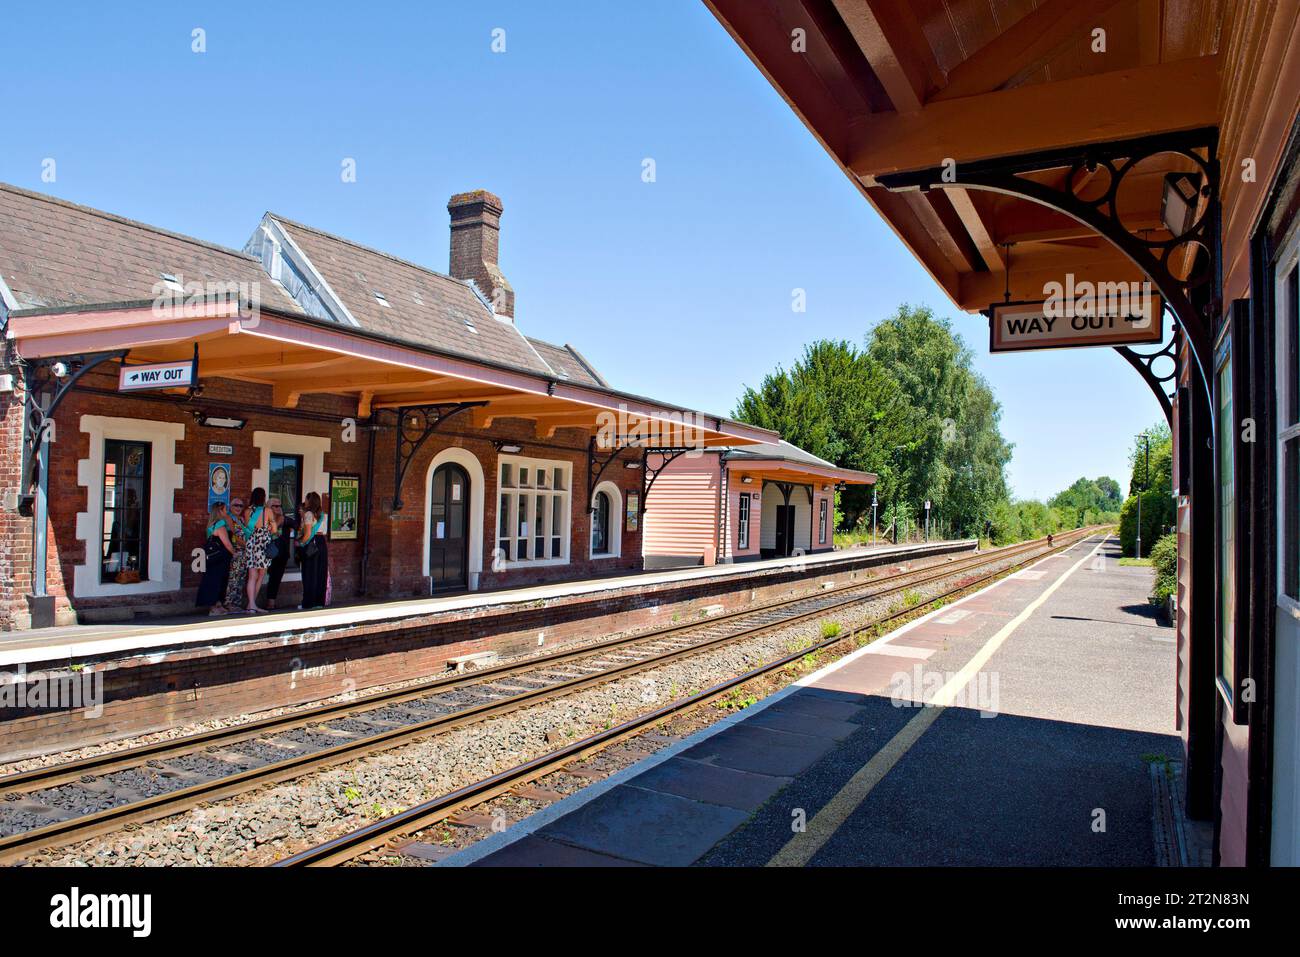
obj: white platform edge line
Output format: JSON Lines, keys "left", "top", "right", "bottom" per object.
{"left": 439, "top": 533, "right": 1103, "bottom": 866}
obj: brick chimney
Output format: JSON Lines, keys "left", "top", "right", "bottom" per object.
{"left": 448, "top": 190, "right": 514, "bottom": 320}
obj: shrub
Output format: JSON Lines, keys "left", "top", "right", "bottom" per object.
{"left": 1149, "top": 533, "right": 1177, "bottom": 607}
{"left": 1119, "top": 489, "right": 1174, "bottom": 557}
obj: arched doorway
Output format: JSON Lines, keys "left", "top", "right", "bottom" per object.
{"left": 428, "top": 462, "right": 470, "bottom": 592}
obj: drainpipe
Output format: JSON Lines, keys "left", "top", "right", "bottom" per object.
{"left": 32, "top": 405, "right": 49, "bottom": 597}
{"left": 358, "top": 419, "right": 377, "bottom": 595}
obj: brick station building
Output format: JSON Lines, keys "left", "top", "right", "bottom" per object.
{"left": 0, "top": 185, "right": 797, "bottom": 630}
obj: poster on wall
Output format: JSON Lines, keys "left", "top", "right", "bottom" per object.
{"left": 208, "top": 463, "right": 231, "bottom": 512}
{"left": 329, "top": 473, "right": 360, "bottom": 540}
{"left": 625, "top": 493, "right": 639, "bottom": 531}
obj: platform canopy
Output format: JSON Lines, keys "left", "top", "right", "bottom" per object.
{"left": 724, "top": 439, "right": 876, "bottom": 487}
{"left": 5, "top": 297, "right": 777, "bottom": 449}
{"left": 704, "top": 0, "right": 1235, "bottom": 314}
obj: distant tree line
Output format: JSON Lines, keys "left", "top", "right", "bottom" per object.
{"left": 733, "top": 305, "right": 1011, "bottom": 539}
{"left": 731, "top": 303, "right": 1126, "bottom": 546}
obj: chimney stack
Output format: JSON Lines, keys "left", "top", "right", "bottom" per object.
{"left": 448, "top": 190, "right": 514, "bottom": 320}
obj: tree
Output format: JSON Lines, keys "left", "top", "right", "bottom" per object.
{"left": 733, "top": 339, "right": 919, "bottom": 529}
{"left": 865, "top": 305, "right": 1011, "bottom": 535}
{"left": 1120, "top": 421, "right": 1175, "bottom": 556}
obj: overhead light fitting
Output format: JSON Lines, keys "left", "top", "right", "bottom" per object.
{"left": 741, "top": 476, "right": 753, "bottom": 484}
{"left": 1161, "top": 172, "right": 1201, "bottom": 237}
{"left": 194, "top": 413, "right": 246, "bottom": 430}
{"left": 623, "top": 461, "right": 643, "bottom": 470}
{"left": 494, "top": 441, "right": 523, "bottom": 454}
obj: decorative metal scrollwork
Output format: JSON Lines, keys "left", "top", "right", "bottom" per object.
{"left": 376, "top": 402, "right": 484, "bottom": 510}
{"left": 1115, "top": 323, "right": 1181, "bottom": 427}
{"left": 19, "top": 350, "right": 129, "bottom": 508}
{"left": 876, "top": 128, "right": 1221, "bottom": 391}
{"left": 641, "top": 447, "right": 695, "bottom": 514}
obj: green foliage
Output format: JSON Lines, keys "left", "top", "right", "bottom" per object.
{"left": 1149, "top": 532, "right": 1178, "bottom": 606}
{"left": 733, "top": 338, "right": 920, "bottom": 530}
{"left": 820, "top": 621, "right": 842, "bottom": 639}
{"left": 986, "top": 498, "right": 1062, "bottom": 545}
{"left": 1050, "top": 476, "right": 1123, "bottom": 526}
{"left": 1128, "top": 421, "right": 1173, "bottom": 495}
{"left": 1119, "top": 489, "right": 1174, "bottom": 557}
{"left": 733, "top": 305, "right": 1010, "bottom": 536}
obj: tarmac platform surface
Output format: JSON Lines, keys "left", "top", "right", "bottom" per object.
{"left": 448, "top": 533, "right": 1180, "bottom": 867}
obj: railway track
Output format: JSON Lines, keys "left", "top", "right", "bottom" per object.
{"left": 275, "top": 528, "right": 1105, "bottom": 867}
{"left": 0, "top": 530, "right": 1095, "bottom": 865}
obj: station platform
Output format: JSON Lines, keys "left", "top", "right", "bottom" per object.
{"left": 0, "top": 538, "right": 975, "bottom": 759}
{"left": 0, "top": 539, "right": 971, "bottom": 668}
{"left": 449, "top": 533, "right": 1183, "bottom": 867}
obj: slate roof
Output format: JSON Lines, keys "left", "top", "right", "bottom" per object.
{"left": 525, "top": 336, "right": 608, "bottom": 387}
{"left": 269, "top": 215, "right": 554, "bottom": 377}
{"left": 0, "top": 183, "right": 303, "bottom": 315}
{"left": 0, "top": 183, "right": 610, "bottom": 390}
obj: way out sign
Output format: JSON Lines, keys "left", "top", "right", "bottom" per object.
{"left": 118, "top": 358, "right": 196, "bottom": 391}
{"left": 988, "top": 291, "right": 1163, "bottom": 353}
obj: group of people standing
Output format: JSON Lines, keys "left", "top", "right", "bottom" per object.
{"left": 196, "top": 489, "right": 330, "bottom": 615}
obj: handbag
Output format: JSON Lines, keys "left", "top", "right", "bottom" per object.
{"left": 204, "top": 535, "right": 226, "bottom": 562}
{"left": 265, "top": 538, "right": 280, "bottom": 562}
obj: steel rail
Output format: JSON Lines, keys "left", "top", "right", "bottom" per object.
{"left": 0, "top": 530, "right": 1095, "bottom": 864}
{"left": 1, "top": 541, "right": 986, "bottom": 792}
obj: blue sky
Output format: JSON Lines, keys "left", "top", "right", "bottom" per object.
{"left": 1, "top": 1, "right": 1161, "bottom": 499}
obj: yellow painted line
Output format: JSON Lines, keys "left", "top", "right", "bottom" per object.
{"left": 766, "top": 535, "right": 1110, "bottom": 867}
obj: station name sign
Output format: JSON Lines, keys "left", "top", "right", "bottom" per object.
{"left": 118, "top": 358, "right": 197, "bottom": 392}
{"left": 988, "top": 283, "right": 1164, "bottom": 353}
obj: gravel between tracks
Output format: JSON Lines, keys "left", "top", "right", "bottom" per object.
{"left": 19, "top": 545, "right": 1044, "bottom": 867}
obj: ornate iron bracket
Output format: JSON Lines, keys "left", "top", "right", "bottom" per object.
{"left": 587, "top": 437, "right": 625, "bottom": 513}
{"left": 376, "top": 402, "right": 484, "bottom": 510}
{"left": 20, "top": 350, "right": 129, "bottom": 508}
{"left": 1115, "top": 323, "right": 1181, "bottom": 427}
{"left": 640, "top": 447, "right": 695, "bottom": 514}
{"left": 876, "top": 128, "right": 1221, "bottom": 392}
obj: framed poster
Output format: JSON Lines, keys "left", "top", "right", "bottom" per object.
{"left": 329, "top": 473, "right": 360, "bottom": 540}
{"left": 625, "top": 493, "right": 639, "bottom": 531}
{"left": 208, "top": 463, "right": 231, "bottom": 511}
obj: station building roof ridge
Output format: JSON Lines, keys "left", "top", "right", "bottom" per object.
{"left": 0, "top": 182, "right": 303, "bottom": 315}
{"left": 262, "top": 213, "right": 555, "bottom": 378}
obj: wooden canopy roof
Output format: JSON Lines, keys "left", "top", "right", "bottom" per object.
{"left": 705, "top": 0, "right": 1239, "bottom": 312}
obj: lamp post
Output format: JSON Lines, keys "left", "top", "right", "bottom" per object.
{"left": 871, "top": 490, "right": 878, "bottom": 546}
{"left": 889, "top": 444, "right": 906, "bottom": 546}
{"left": 1136, "top": 432, "right": 1150, "bottom": 558}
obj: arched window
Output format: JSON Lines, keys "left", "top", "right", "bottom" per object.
{"left": 591, "top": 490, "right": 611, "bottom": 556}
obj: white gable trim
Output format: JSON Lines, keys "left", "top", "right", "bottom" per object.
{"left": 246, "top": 215, "right": 361, "bottom": 328}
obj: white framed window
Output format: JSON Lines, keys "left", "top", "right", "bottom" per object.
{"left": 74, "top": 416, "right": 184, "bottom": 598}
{"left": 819, "top": 496, "right": 829, "bottom": 545}
{"left": 590, "top": 480, "right": 622, "bottom": 559}
{"left": 497, "top": 455, "right": 571, "bottom": 566}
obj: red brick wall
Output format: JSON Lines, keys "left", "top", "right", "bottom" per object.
{"left": 0, "top": 382, "right": 32, "bottom": 630}
{"left": 0, "top": 366, "right": 644, "bottom": 628}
